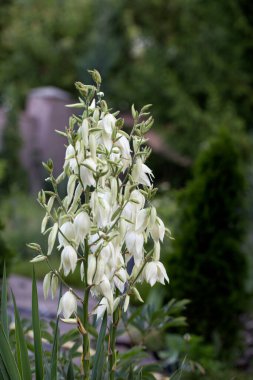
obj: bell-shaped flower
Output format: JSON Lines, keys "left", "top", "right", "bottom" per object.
{"left": 98, "top": 113, "right": 116, "bottom": 151}
{"left": 80, "top": 158, "right": 96, "bottom": 190}
{"left": 89, "top": 98, "right": 96, "bottom": 111}
{"left": 99, "top": 274, "right": 114, "bottom": 313}
{"left": 132, "top": 157, "right": 154, "bottom": 187}
{"left": 144, "top": 261, "right": 169, "bottom": 287}
{"left": 90, "top": 190, "right": 112, "bottom": 228}
{"left": 64, "top": 144, "right": 76, "bottom": 172}
{"left": 100, "top": 242, "right": 115, "bottom": 264}
{"left": 80, "top": 118, "right": 89, "bottom": 147}
{"left": 58, "top": 221, "right": 76, "bottom": 248}
{"left": 115, "top": 133, "right": 132, "bottom": 171}
{"left": 74, "top": 211, "right": 91, "bottom": 244}
{"left": 150, "top": 217, "right": 165, "bottom": 242}
{"left": 125, "top": 231, "right": 144, "bottom": 266}
{"left": 135, "top": 208, "right": 150, "bottom": 233}
{"left": 122, "top": 190, "right": 145, "bottom": 230}
{"left": 88, "top": 232, "right": 103, "bottom": 254}
{"left": 58, "top": 291, "right": 77, "bottom": 318}
{"left": 60, "top": 245, "right": 78, "bottom": 276}
{"left": 114, "top": 267, "right": 128, "bottom": 293}
{"left": 129, "top": 189, "right": 145, "bottom": 210}
{"left": 93, "top": 256, "right": 106, "bottom": 285}
{"left": 95, "top": 297, "right": 109, "bottom": 320}
{"left": 110, "top": 147, "right": 121, "bottom": 165}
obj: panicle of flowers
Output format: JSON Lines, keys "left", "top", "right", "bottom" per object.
{"left": 29, "top": 69, "right": 170, "bottom": 321}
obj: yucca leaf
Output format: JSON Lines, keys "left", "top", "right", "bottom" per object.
{"left": 11, "top": 291, "right": 32, "bottom": 380}
{"left": 32, "top": 268, "right": 44, "bottom": 380}
{"left": 0, "top": 355, "right": 10, "bottom": 380}
{"left": 1, "top": 264, "right": 8, "bottom": 340}
{"left": 0, "top": 323, "right": 21, "bottom": 380}
{"left": 91, "top": 311, "right": 107, "bottom": 380}
{"left": 66, "top": 359, "right": 74, "bottom": 380}
{"left": 50, "top": 283, "right": 62, "bottom": 380}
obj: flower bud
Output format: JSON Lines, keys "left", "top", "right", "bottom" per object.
{"left": 153, "top": 241, "right": 161, "bottom": 261}
{"left": 43, "top": 273, "right": 51, "bottom": 299}
{"left": 58, "top": 291, "right": 77, "bottom": 319}
{"left": 80, "top": 262, "right": 84, "bottom": 282}
{"left": 94, "top": 257, "right": 105, "bottom": 285}
{"left": 123, "top": 295, "right": 130, "bottom": 312}
{"left": 47, "top": 222, "right": 58, "bottom": 255}
{"left": 80, "top": 119, "right": 89, "bottom": 147}
{"left": 87, "top": 254, "right": 97, "bottom": 285}
{"left": 51, "top": 274, "right": 58, "bottom": 299}
{"left": 132, "top": 287, "right": 143, "bottom": 303}
{"left": 30, "top": 254, "right": 47, "bottom": 263}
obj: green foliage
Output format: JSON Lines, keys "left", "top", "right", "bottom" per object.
{"left": 0, "top": 268, "right": 192, "bottom": 379}
{"left": 1, "top": 0, "right": 253, "bottom": 164}
{"left": 84, "top": 0, "right": 253, "bottom": 158}
{"left": 1, "top": 193, "right": 46, "bottom": 259}
{"left": 0, "top": 0, "right": 93, "bottom": 105}
{"left": 169, "top": 129, "right": 248, "bottom": 353}
{"left": 0, "top": 218, "right": 14, "bottom": 277}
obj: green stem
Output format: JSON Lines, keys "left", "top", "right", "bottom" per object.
{"left": 82, "top": 239, "right": 90, "bottom": 380}
{"left": 109, "top": 305, "right": 120, "bottom": 380}
{"left": 82, "top": 287, "right": 90, "bottom": 380}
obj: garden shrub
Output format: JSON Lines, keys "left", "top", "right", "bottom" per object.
{"left": 169, "top": 129, "right": 248, "bottom": 353}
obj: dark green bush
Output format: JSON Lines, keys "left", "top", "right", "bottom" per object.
{"left": 169, "top": 129, "right": 248, "bottom": 353}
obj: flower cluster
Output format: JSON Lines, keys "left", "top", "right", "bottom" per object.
{"left": 30, "top": 70, "right": 169, "bottom": 321}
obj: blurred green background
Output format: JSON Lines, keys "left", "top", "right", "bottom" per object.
{"left": 1, "top": 0, "right": 253, "bottom": 378}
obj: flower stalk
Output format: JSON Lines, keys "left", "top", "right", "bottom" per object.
{"left": 29, "top": 69, "right": 170, "bottom": 378}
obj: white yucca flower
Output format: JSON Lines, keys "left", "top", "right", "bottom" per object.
{"left": 150, "top": 217, "right": 165, "bottom": 242}
{"left": 58, "top": 221, "right": 76, "bottom": 248}
{"left": 64, "top": 144, "right": 76, "bottom": 172}
{"left": 90, "top": 189, "right": 112, "bottom": 228}
{"left": 74, "top": 211, "right": 91, "bottom": 244}
{"left": 99, "top": 275, "right": 114, "bottom": 313}
{"left": 98, "top": 113, "right": 116, "bottom": 150}
{"left": 80, "top": 158, "right": 96, "bottom": 189}
{"left": 125, "top": 231, "right": 144, "bottom": 266}
{"left": 95, "top": 297, "right": 109, "bottom": 320}
{"left": 132, "top": 157, "right": 154, "bottom": 186}
{"left": 58, "top": 291, "right": 77, "bottom": 318}
{"left": 60, "top": 245, "right": 78, "bottom": 276}
{"left": 144, "top": 261, "right": 169, "bottom": 287}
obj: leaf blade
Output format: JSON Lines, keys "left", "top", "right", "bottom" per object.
{"left": 91, "top": 312, "right": 107, "bottom": 380}
{"left": 11, "top": 291, "right": 32, "bottom": 380}
{"left": 1, "top": 263, "right": 8, "bottom": 340}
{"left": 32, "top": 268, "right": 44, "bottom": 380}
{"left": 0, "top": 323, "right": 21, "bottom": 380}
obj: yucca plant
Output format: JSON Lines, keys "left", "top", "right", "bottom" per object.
{"left": 0, "top": 71, "right": 189, "bottom": 379}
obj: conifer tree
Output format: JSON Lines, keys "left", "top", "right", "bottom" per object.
{"left": 170, "top": 129, "right": 247, "bottom": 352}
